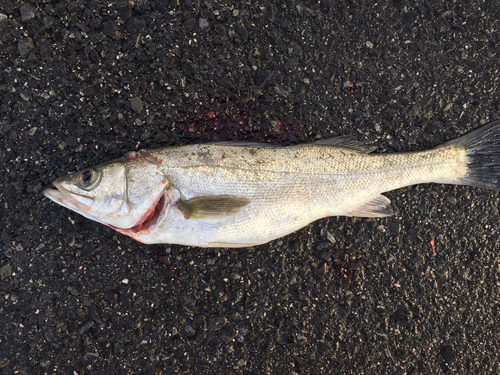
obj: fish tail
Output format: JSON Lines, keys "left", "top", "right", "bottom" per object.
{"left": 444, "top": 119, "right": 500, "bottom": 189}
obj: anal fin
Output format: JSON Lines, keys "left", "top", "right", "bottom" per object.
{"left": 346, "top": 195, "right": 393, "bottom": 217}
{"left": 177, "top": 195, "right": 250, "bottom": 220}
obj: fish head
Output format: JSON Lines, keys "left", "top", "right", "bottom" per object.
{"left": 43, "top": 151, "right": 172, "bottom": 231}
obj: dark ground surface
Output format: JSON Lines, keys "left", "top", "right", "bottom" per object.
{"left": 1, "top": 1, "right": 500, "bottom": 374}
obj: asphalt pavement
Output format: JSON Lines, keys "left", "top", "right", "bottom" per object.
{"left": 1, "top": 1, "right": 499, "bottom": 374}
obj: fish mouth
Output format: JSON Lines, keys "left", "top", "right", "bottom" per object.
{"left": 43, "top": 183, "right": 93, "bottom": 214}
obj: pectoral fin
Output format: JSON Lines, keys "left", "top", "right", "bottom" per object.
{"left": 346, "top": 195, "right": 393, "bottom": 217}
{"left": 177, "top": 195, "right": 250, "bottom": 220}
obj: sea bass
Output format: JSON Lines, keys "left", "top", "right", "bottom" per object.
{"left": 44, "top": 120, "right": 500, "bottom": 247}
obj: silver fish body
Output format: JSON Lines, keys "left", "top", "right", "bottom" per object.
{"left": 44, "top": 120, "right": 500, "bottom": 247}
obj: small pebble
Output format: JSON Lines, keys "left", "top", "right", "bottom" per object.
{"left": 0, "top": 263, "right": 12, "bottom": 279}
{"left": 199, "top": 18, "right": 209, "bottom": 29}
{"left": 20, "top": 5, "right": 35, "bottom": 21}
{"left": 18, "top": 38, "right": 34, "bottom": 58}
{"left": 130, "top": 97, "right": 143, "bottom": 113}
{"left": 0, "top": 13, "right": 9, "bottom": 31}
{"left": 207, "top": 317, "right": 227, "bottom": 331}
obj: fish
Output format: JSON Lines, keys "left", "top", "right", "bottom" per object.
{"left": 44, "top": 120, "right": 500, "bottom": 247}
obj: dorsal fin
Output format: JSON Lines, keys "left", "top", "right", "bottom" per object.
{"left": 208, "top": 141, "right": 275, "bottom": 147}
{"left": 200, "top": 136, "right": 377, "bottom": 153}
{"left": 311, "top": 136, "right": 377, "bottom": 153}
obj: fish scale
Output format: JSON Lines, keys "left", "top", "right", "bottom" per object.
{"left": 142, "top": 144, "right": 466, "bottom": 246}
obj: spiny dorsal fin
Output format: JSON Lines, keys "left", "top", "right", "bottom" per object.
{"left": 177, "top": 195, "right": 250, "bottom": 220}
{"left": 312, "top": 136, "right": 377, "bottom": 153}
{"left": 346, "top": 195, "right": 393, "bottom": 217}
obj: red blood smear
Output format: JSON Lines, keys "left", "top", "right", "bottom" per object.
{"left": 175, "top": 94, "right": 307, "bottom": 144}
{"left": 129, "top": 200, "right": 160, "bottom": 233}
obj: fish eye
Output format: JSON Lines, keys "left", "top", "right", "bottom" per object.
{"left": 77, "top": 168, "right": 100, "bottom": 190}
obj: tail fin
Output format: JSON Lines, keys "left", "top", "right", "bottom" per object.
{"left": 444, "top": 119, "right": 500, "bottom": 189}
